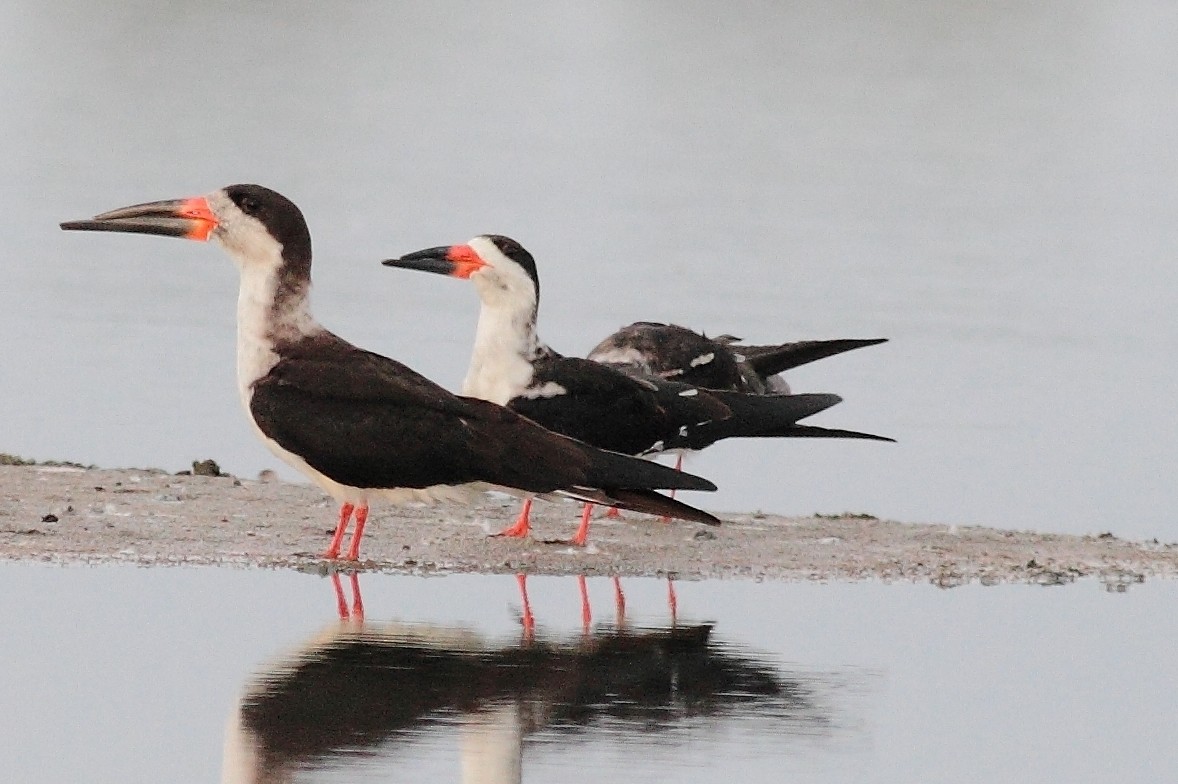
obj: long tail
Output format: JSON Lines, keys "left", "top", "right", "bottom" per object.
{"left": 660, "top": 392, "right": 842, "bottom": 450}
{"left": 576, "top": 441, "right": 717, "bottom": 492}
{"left": 742, "top": 338, "right": 887, "bottom": 378}
{"left": 567, "top": 487, "right": 720, "bottom": 525}
{"left": 762, "top": 423, "right": 895, "bottom": 442}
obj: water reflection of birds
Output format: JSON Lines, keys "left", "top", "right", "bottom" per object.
{"left": 222, "top": 574, "right": 824, "bottom": 784}
{"left": 514, "top": 573, "right": 677, "bottom": 634}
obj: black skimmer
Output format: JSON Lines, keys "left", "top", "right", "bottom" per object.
{"left": 224, "top": 576, "right": 808, "bottom": 784}
{"left": 382, "top": 235, "right": 890, "bottom": 543}
{"left": 588, "top": 324, "right": 889, "bottom": 516}
{"left": 588, "top": 321, "right": 887, "bottom": 395}
{"left": 59, "top": 185, "right": 719, "bottom": 561}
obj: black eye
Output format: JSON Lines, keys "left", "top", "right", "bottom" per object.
{"left": 238, "top": 195, "right": 262, "bottom": 216}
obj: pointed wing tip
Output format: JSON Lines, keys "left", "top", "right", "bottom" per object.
{"left": 678, "top": 473, "right": 718, "bottom": 492}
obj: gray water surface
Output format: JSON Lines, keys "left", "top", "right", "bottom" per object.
{"left": 2, "top": 564, "right": 1175, "bottom": 783}
{"left": 3, "top": 2, "right": 1177, "bottom": 537}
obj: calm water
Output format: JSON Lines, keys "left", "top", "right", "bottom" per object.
{"left": 3, "top": 2, "right": 1178, "bottom": 538}
{"left": 1, "top": 564, "right": 1175, "bottom": 783}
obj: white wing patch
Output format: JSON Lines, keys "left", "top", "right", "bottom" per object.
{"left": 520, "top": 381, "right": 568, "bottom": 399}
{"left": 586, "top": 346, "right": 648, "bottom": 367}
{"left": 689, "top": 352, "right": 715, "bottom": 367}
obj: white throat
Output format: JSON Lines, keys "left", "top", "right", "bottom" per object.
{"left": 454, "top": 236, "right": 547, "bottom": 405}
{"left": 461, "top": 293, "right": 541, "bottom": 405}
{"left": 231, "top": 245, "right": 317, "bottom": 409}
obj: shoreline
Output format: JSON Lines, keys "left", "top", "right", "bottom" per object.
{"left": 2, "top": 464, "right": 1175, "bottom": 585}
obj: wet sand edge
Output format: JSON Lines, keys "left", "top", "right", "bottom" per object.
{"left": 1, "top": 465, "right": 1175, "bottom": 586}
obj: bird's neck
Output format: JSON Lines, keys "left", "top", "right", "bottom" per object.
{"left": 462, "top": 295, "right": 545, "bottom": 405}
{"left": 460, "top": 703, "right": 524, "bottom": 784}
{"left": 235, "top": 254, "right": 319, "bottom": 397}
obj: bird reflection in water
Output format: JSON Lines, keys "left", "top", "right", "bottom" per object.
{"left": 223, "top": 573, "right": 826, "bottom": 783}
{"left": 513, "top": 573, "right": 674, "bottom": 638}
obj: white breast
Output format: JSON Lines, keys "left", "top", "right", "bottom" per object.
{"left": 462, "top": 305, "right": 537, "bottom": 405}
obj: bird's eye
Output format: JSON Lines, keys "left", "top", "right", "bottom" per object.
{"left": 238, "top": 195, "right": 262, "bottom": 216}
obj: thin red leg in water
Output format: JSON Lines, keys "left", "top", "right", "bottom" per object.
{"left": 324, "top": 502, "right": 354, "bottom": 559}
{"left": 578, "top": 574, "right": 592, "bottom": 633}
{"left": 496, "top": 499, "right": 533, "bottom": 538}
{"left": 667, "top": 577, "right": 679, "bottom": 625}
{"left": 344, "top": 503, "right": 369, "bottom": 561}
{"left": 571, "top": 503, "right": 593, "bottom": 546}
{"left": 612, "top": 576, "right": 626, "bottom": 626}
{"left": 516, "top": 574, "right": 535, "bottom": 635}
{"left": 349, "top": 572, "right": 364, "bottom": 621}
{"left": 604, "top": 506, "right": 622, "bottom": 518}
{"left": 331, "top": 573, "right": 349, "bottom": 619}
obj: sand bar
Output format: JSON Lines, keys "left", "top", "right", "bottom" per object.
{"left": 1, "top": 463, "right": 1174, "bottom": 586}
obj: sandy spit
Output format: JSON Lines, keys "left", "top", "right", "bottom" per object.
{"left": 1, "top": 464, "right": 1175, "bottom": 586}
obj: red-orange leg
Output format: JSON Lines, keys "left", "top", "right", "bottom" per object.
{"left": 348, "top": 572, "right": 364, "bottom": 620}
{"left": 495, "top": 499, "right": 533, "bottom": 538}
{"left": 578, "top": 574, "right": 592, "bottom": 633}
{"left": 661, "top": 453, "right": 685, "bottom": 522}
{"left": 331, "top": 571, "right": 365, "bottom": 620}
{"left": 571, "top": 503, "right": 593, "bottom": 546}
{"left": 344, "top": 503, "right": 369, "bottom": 561}
{"left": 516, "top": 573, "right": 535, "bottom": 638}
{"left": 612, "top": 576, "right": 626, "bottom": 626}
{"left": 324, "top": 502, "right": 354, "bottom": 559}
{"left": 331, "top": 572, "right": 349, "bottom": 619}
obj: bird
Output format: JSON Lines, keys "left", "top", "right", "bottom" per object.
{"left": 382, "top": 234, "right": 889, "bottom": 544}
{"left": 586, "top": 325, "right": 890, "bottom": 517}
{"left": 587, "top": 321, "right": 887, "bottom": 395}
{"left": 59, "top": 184, "right": 720, "bottom": 561}
{"left": 223, "top": 574, "right": 809, "bottom": 784}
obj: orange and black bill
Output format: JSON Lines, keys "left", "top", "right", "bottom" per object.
{"left": 60, "top": 197, "right": 217, "bottom": 241}
{"left": 382, "top": 244, "right": 487, "bottom": 279}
